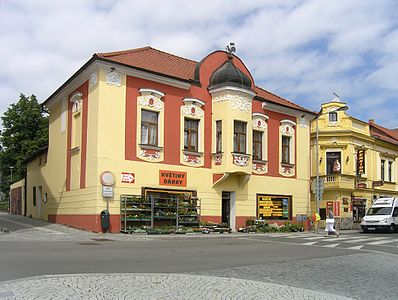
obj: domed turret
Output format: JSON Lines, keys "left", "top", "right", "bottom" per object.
{"left": 209, "top": 58, "right": 252, "bottom": 91}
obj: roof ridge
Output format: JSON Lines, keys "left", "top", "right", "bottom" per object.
{"left": 148, "top": 46, "right": 198, "bottom": 63}
{"left": 96, "top": 46, "right": 152, "bottom": 57}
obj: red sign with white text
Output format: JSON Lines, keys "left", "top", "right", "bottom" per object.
{"left": 159, "top": 170, "right": 187, "bottom": 187}
{"left": 121, "top": 172, "right": 135, "bottom": 183}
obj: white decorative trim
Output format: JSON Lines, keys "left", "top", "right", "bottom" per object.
{"left": 140, "top": 149, "right": 160, "bottom": 160}
{"left": 252, "top": 113, "right": 269, "bottom": 120}
{"left": 280, "top": 124, "right": 294, "bottom": 136}
{"left": 213, "top": 94, "right": 252, "bottom": 112}
{"left": 139, "top": 88, "right": 164, "bottom": 98}
{"left": 299, "top": 116, "right": 308, "bottom": 128}
{"left": 89, "top": 72, "right": 97, "bottom": 87}
{"left": 106, "top": 70, "right": 121, "bottom": 87}
{"left": 253, "top": 118, "right": 267, "bottom": 131}
{"left": 281, "top": 165, "right": 295, "bottom": 176}
{"left": 182, "top": 104, "right": 204, "bottom": 118}
{"left": 213, "top": 155, "right": 222, "bottom": 165}
{"left": 183, "top": 98, "right": 205, "bottom": 107}
{"left": 138, "top": 95, "right": 164, "bottom": 111}
{"left": 183, "top": 154, "right": 201, "bottom": 165}
{"left": 252, "top": 162, "right": 267, "bottom": 174}
{"left": 70, "top": 92, "right": 83, "bottom": 113}
{"left": 232, "top": 153, "right": 250, "bottom": 167}
{"left": 326, "top": 106, "right": 340, "bottom": 113}
{"left": 209, "top": 86, "right": 256, "bottom": 97}
{"left": 280, "top": 119, "right": 296, "bottom": 126}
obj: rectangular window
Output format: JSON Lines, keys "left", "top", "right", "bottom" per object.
{"left": 216, "top": 120, "right": 222, "bottom": 153}
{"left": 184, "top": 118, "right": 199, "bottom": 151}
{"left": 33, "top": 186, "right": 36, "bottom": 206}
{"left": 388, "top": 161, "right": 392, "bottom": 182}
{"left": 327, "top": 152, "right": 341, "bottom": 175}
{"left": 141, "top": 110, "right": 159, "bottom": 146}
{"left": 253, "top": 130, "right": 263, "bottom": 160}
{"left": 329, "top": 112, "right": 338, "bottom": 122}
{"left": 234, "top": 121, "right": 246, "bottom": 153}
{"left": 281, "top": 136, "right": 290, "bottom": 163}
{"left": 381, "top": 159, "right": 385, "bottom": 181}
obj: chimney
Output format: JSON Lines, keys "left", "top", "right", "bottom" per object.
{"left": 369, "top": 119, "right": 375, "bottom": 124}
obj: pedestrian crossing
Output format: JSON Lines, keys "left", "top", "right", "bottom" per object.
{"left": 266, "top": 232, "right": 398, "bottom": 252}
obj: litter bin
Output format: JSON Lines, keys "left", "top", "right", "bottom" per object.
{"left": 100, "top": 210, "right": 110, "bottom": 232}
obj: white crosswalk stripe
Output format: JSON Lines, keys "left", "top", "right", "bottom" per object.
{"left": 366, "top": 238, "right": 398, "bottom": 245}
{"left": 323, "top": 243, "right": 340, "bottom": 248}
{"left": 302, "top": 241, "right": 318, "bottom": 245}
{"left": 348, "top": 245, "right": 364, "bottom": 250}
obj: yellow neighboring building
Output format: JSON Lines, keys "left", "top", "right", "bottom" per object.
{"left": 311, "top": 96, "right": 398, "bottom": 229}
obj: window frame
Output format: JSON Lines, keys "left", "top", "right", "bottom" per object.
{"left": 388, "top": 161, "right": 393, "bottom": 182}
{"left": 252, "top": 130, "right": 263, "bottom": 160}
{"left": 216, "top": 120, "right": 222, "bottom": 153}
{"left": 281, "top": 135, "right": 291, "bottom": 164}
{"left": 381, "top": 159, "right": 385, "bottom": 181}
{"left": 234, "top": 120, "right": 247, "bottom": 154}
{"left": 184, "top": 118, "right": 199, "bottom": 152}
{"left": 329, "top": 112, "right": 338, "bottom": 122}
{"left": 140, "top": 109, "right": 159, "bottom": 146}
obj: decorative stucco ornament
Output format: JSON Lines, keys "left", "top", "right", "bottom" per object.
{"left": 106, "top": 70, "right": 121, "bottom": 87}
{"left": 183, "top": 154, "right": 201, "bottom": 165}
{"left": 89, "top": 72, "right": 97, "bottom": 87}
{"left": 213, "top": 94, "right": 252, "bottom": 112}
{"left": 232, "top": 154, "right": 249, "bottom": 167}
{"left": 280, "top": 124, "right": 294, "bottom": 136}
{"left": 253, "top": 118, "right": 267, "bottom": 130}
{"left": 299, "top": 116, "right": 308, "bottom": 128}
{"left": 140, "top": 149, "right": 160, "bottom": 160}
{"left": 138, "top": 95, "right": 164, "bottom": 110}
{"left": 182, "top": 104, "right": 204, "bottom": 118}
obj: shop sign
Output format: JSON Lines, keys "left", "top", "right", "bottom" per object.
{"left": 121, "top": 172, "right": 135, "bottom": 183}
{"left": 372, "top": 180, "right": 384, "bottom": 187}
{"left": 357, "top": 149, "right": 365, "bottom": 174}
{"left": 159, "top": 170, "right": 187, "bottom": 187}
{"left": 102, "top": 186, "right": 114, "bottom": 198}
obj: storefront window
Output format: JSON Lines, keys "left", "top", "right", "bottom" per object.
{"left": 257, "top": 195, "right": 290, "bottom": 220}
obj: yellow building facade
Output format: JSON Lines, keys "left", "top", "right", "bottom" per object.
{"left": 311, "top": 97, "right": 398, "bottom": 229}
{"left": 24, "top": 46, "right": 315, "bottom": 232}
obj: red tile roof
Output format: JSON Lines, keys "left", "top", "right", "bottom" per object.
{"left": 369, "top": 121, "right": 398, "bottom": 146}
{"left": 96, "top": 46, "right": 197, "bottom": 81}
{"left": 96, "top": 46, "right": 313, "bottom": 114}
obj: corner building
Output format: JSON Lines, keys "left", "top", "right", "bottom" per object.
{"left": 26, "top": 47, "right": 315, "bottom": 232}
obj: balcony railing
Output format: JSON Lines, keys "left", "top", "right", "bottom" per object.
{"left": 322, "top": 174, "right": 355, "bottom": 190}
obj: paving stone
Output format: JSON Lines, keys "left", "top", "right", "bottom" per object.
{"left": 0, "top": 273, "right": 352, "bottom": 300}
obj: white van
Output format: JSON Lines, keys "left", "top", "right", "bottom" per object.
{"left": 361, "top": 198, "right": 398, "bottom": 233}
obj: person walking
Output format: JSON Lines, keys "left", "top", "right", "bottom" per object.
{"left": 325, "top": 210, "right": 339, "bottom": 237}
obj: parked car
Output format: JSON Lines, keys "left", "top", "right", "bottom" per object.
{"left": 361, "top": 198, "right": 398, "bottom": 233}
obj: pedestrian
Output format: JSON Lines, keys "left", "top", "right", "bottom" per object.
{"left": 312, "top": 212, "right": 321, "bottom": 233}
{"left": 325, "top": 210, "right": 339, "bottom": 237}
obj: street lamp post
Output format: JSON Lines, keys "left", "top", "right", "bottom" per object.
{"left": 9, "top": 166, "right": 14, "bottom": 182}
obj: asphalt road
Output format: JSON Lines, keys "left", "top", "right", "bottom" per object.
{"left": 1, "top": 212, "right": 398, "bottom": 299}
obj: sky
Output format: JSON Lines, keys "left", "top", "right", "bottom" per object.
{"left": 0, "top": 0, "right": 397, "bottom": 128}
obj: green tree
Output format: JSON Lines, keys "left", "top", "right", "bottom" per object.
{"left": 0, "top": 94, "right": 48, "bottom": 195}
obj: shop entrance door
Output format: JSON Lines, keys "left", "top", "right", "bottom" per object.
{"left": 222, "top": 192, "right": 231, "bottom": 226}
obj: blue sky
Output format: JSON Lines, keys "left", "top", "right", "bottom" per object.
{"left": 0, "top": 0, "right": 397, "bottom": 128}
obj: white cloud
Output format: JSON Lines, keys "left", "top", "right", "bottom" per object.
{"left": 0, "top": 0, "right": 397, "bottom": 129}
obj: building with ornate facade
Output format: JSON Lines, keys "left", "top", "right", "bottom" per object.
{"left": 20, "top": 46, "right": 316, "bottom": 232}
{"left": 311, "top": 96, "right": 398, "bottom": 229}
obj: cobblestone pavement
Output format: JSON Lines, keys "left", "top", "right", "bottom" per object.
{"left": 189, "top": 252, "right": 398, "bottom": 300}
{"left": 0, "top": 273, "right": 352, "bottom": 300}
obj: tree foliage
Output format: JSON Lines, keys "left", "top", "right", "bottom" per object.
{"left": 0, "top": 94, "right": 48, "bottom": 195}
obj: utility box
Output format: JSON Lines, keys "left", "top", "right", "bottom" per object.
{"left": 100, "top": 210, "right": 110, "bottom": 232}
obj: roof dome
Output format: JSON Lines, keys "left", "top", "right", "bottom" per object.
{"left": 209, "top": 58, "right": 252, "bottom": 91}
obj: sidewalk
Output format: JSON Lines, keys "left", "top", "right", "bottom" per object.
{"left": 0, "top": 273, "right": 352, "bottom": 300}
